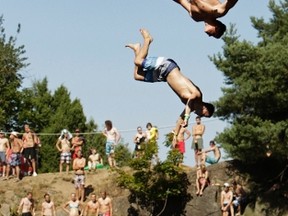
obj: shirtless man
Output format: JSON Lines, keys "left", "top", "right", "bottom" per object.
{"left": 83, "top": 193, "right": 99, "bottom": 216}
{"left": 22, "top": 124, "right": 39, "bottom": 176}
{"left": 192, "top": 116, "right": 205, "bottom": 167}
{"left": 126, "top": 29, "right": 214, "bottom": 145}
{"left": 5, "top": 132, "right": 23, "bottom": 181}
{"left": 232, "top": 180, "right": 246, "bottom": 215}
{"left": 173, "top": 0, "right": 238, "bottom": 38}
{"left": 0, "top": 130, "right": 9, "bottom": 178}
{"left": 174, "top": 125, "right": 191, "bottom": 165}
{"left": 56, "top": 129, "right": 72, "bottom": 174}
{"left": 73, "top": 150, "right": 86, "bottom": 202}
{"left": 41, "top": 193, "right": 56, "bottom": 216}
{"left": 98, "top": 191, "right": 112, "bottom": 216}
{"left": 221, "top": 183, "right": 234, "bottom": 216}
{"left": 18, "top": 192, "right": 35, "bottom": 216}
{"left": 200, "top": 140, "right": 221, "bottom": 165}
{"left": 63, "top": 193, "right": 83, "bottom": 216}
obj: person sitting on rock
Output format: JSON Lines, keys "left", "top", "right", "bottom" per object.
{"left": 196, "top": 164, "right": 209, "bottom": 196}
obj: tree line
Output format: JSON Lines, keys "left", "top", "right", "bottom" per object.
{"left": 1, "top": 1, "right": 288, "bottom": 213}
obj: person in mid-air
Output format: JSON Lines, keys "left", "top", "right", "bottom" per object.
{"left": 126, "top": 28, "right": 214, "bottom": 141}
{"left": 173, "top": 0, "right": 238, "bottom": 38}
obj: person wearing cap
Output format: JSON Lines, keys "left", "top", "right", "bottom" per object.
{"left": 0, "top": 130, "right": 9, "bottom": 178}
{"left": 199, "top": 140, "right": 221, "bottom": 165}
{"left": 56, "top": 129, "right": 72, "bottom": 174}
{"left": 221, "top": 182, "right": 234, "bottom": 216}
{"left": 71, "top": 129, "right": 84, "bottom": 160}
{"left": 5, "top": 132, "right": 23, "bottom": 182}
{"left": 22, "top": 124, "right": 39, "bottom": 177}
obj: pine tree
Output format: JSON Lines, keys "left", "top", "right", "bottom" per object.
{"left": 211, "top": 0, "right": 288, "bottom": 163}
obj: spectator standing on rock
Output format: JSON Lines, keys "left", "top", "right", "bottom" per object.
{"left": 133, "top": 126, "right": 146, "bottom": 158}
{"left": 56, "top": 129, "right": 73, "bottom": 174}
{"left": 0, "top": 130, "right": 9, "bottom": 178}
{"left": 83, "top": 193, "right": 99, "bottom": 216}
{"left": 192, "top": 116, "right": 205, "bottom": 167}
{"left": 22, "top": 124, "right": 40, "bottom": 177}
{"left": 18, "top": 192, "right": 35, "bottom": 216}
{"left": 63, "top": 193, "right": 83, "bottom": 216}
{"left": 5, "top": 132, "right": 23, "bottom": 182}
{"left": 73, "top": 150, "right": 86, "bottom": 202}
{"left": 98, "top": 191, "right": 112, "bottom": 216}
{"left": 174, "top": 125, "right": 191, "bottom": 166}
{"left": 71, "top": 128, "right": 84, "bottom": 161}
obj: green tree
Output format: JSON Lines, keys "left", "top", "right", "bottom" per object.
{"left": 117, "top": 137, "right": 190, "bottom": 215}
{"left": 0, "top": 16, "right": 28, "bottom": 130}
{"left": 19, "top": 78, "right": 53, "bottom": 131}
{"left": 211, "top": 0, "right": 288, "bottom": 213}
{"left": 39, "top": 85, "right": 88, "bottom": 173}
{"left": 81, "top": 118, "right": 107, "bottom": 162}
{"left": 211, "top": 0, "right": 288, "bottom": 163}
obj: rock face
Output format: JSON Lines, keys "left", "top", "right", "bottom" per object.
{"left": 0, "top": 162, "right": 287, "bottom": 216}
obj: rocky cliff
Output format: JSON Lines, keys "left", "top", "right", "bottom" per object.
{"left": 0, "top": 161, "right": 287, "bottom": 216}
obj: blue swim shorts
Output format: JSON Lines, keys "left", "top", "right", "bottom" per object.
{"left": 205, "top": 155, "right": 219, "bottom": 164}
{"left": 142, "top": 57, "right": 180, "bottom": 82}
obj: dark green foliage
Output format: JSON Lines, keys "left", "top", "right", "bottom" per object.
{"left": 211, "top": 0, "right": 288, "bottom": 164}
{"left": 19, "top": 78, "right": 53, "bottom": 131}
{"left": 117, "top": 137, "right": 191, "bottom": 215}
{"left": 211, "top": 0, "right": 288, "bottom": 213}
{"left": 114, "top": 143, "right": 133, "bottom": 167}
{"left": 0, "top": 16, "right": 28, "bottom": 130}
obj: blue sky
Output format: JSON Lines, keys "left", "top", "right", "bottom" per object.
{"left": 1, "top": 0, "right": 273, "bottom": 166}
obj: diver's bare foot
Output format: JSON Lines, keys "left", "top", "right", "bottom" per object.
{"left": 140, "top": 29, "right": 153, "bottom": 43}
{"left": 125, "top": 43, "right": 141, "bottom": 53}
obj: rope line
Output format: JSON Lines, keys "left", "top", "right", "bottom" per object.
{"left": 1, "top": 118, "right": 222, "bottom": 136}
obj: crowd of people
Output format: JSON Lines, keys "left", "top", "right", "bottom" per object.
{"left": 17, "top": 191, "right": 112, "bottom": 216}
{"left": 220, "top": 181, "right": 247, "bottom": 216}
{"left": 0, "top": 117, "right": 246, "bottom": 215}
{"left": 0, "top": 124, "right": 40, "bottom": 182}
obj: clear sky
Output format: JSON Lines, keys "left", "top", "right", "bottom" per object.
{"left": 1, "top": 0, "right": 273, "bottom": 166}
